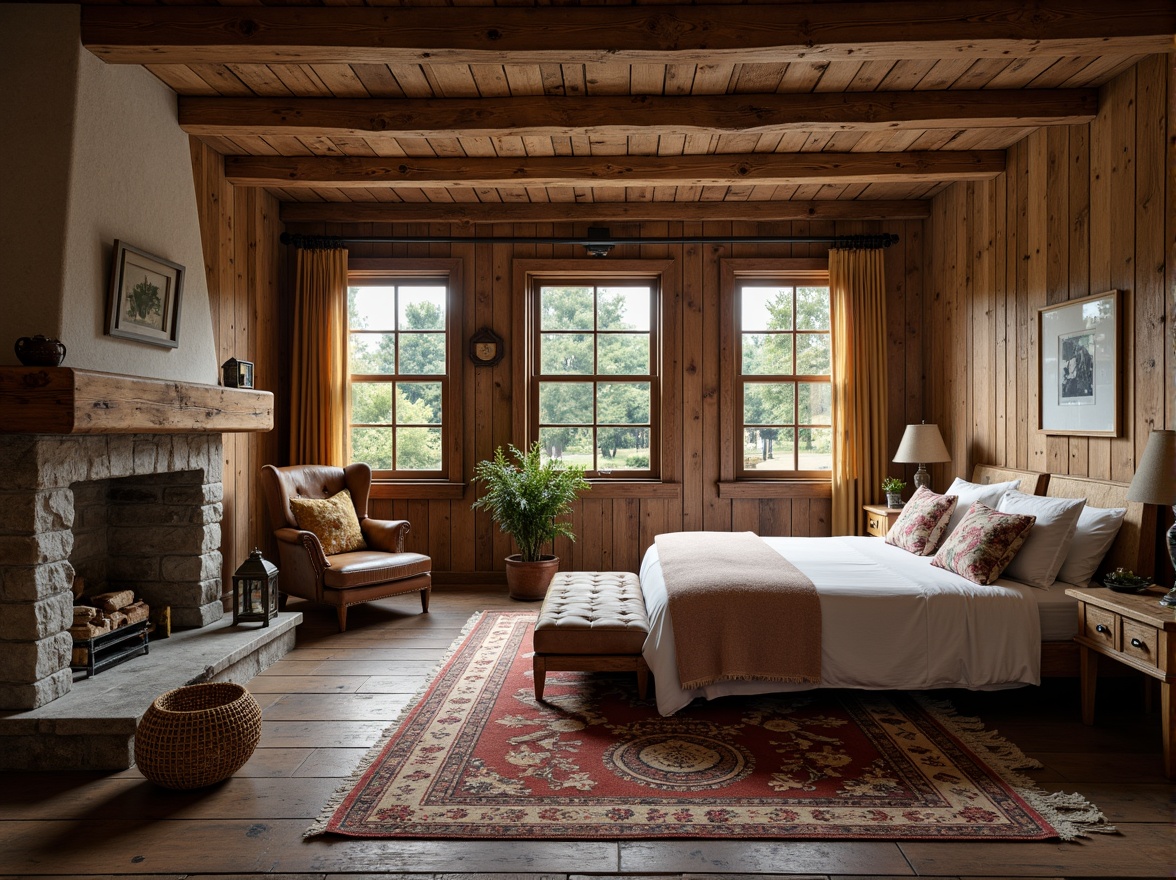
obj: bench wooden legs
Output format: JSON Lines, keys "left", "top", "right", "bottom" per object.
{"left": 533, "top": 654, "right": 649, "bottom": 701}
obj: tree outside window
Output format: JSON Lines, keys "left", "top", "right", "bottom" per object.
{"left": 349, "top": 282, "right": 448, "bottom": 475}
{"left": 738, "top": 282, "right": 832, "bottom": 476}
{"left": 533, "top": 281, "right": 657, "bottom": 476}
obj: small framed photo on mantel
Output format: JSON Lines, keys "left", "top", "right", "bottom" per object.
{"left": 106, "top": 240, "right": 184, "bottom": 349}
{"left": 1037, "top": 290, "right": 1120, "bottom": 437}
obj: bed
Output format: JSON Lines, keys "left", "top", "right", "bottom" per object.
{"left": 639, "top": 466, "right": 1151, "bottom": 716}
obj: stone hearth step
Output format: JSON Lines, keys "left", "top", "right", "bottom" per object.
{"left": 0, "top": 611, "right": 300, "bottom": 771}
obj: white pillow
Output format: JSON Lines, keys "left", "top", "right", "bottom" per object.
{"left": 942, "top": 478, "right": 1022, "bottom": 537}
{"left": 996, "top": 490, "right": 1085, "bottom": 588}
{"left": 1055, "top": 505, "right": 1127, "bottom": 587}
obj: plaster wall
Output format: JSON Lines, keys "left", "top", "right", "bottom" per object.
{"left": 0, "top": 4, "right": 217, "bottom": 384}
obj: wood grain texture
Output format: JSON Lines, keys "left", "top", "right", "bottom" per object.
{"left": 182, "top": 92, "right": 1097, "bottom": 139}
{"left": 82, "top": 2, "right": 1176, "bottom": 65}
{"left": 228, "top": 151, "right": 1006, "bottom": 189}
{"left": 923, "top": 58, "right": 1171, "bottom": 542}
{"left": 191, "top": 138, "right": 284, "bottom": 597}
{"left": 0, "top": 368, "right": 273, "bottom": 434}
{"left": 281, "top": 199, "right": 934, "bottom": 224}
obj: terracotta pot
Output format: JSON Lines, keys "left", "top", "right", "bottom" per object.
{"left": 504, "top": 554, "right": 560, "bottom": 601}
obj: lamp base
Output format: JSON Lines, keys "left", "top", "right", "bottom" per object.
{"left": 1161, "top": 516, "right": 1176, "bottom": 607}
{"left": 913, "top": 465, "right": 931, "bottom": 492}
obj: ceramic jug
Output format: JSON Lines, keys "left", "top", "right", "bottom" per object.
{"left": 14, "top": 335, "right": 67, "bottom": 367}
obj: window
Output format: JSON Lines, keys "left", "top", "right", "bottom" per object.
{"left": 734, "top": 274, "right": 832, "bottom": 478}
{"left": 348, "top": 273, "right": 455, "bottom": 480}
{"left": 531, "top": 278, "right": 659, "bottom": 478}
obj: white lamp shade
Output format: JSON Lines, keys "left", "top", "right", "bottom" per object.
{"left": 893, "top": 423, "right": 951, "bottom": 464}
{"left": 1126, "top": 430, "right": 1176, "bottom": 505}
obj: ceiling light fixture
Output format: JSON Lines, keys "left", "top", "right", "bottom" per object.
{"left": 583, "top": 226, "right": 615, "bottom": 258}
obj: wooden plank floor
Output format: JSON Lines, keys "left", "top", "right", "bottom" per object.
{"left": 0, "top": 588, "right": 1172, "bottom": 879}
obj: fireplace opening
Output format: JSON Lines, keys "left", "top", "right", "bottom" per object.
{"left": 69, "top": 471, "right": 224, "bottom": 628}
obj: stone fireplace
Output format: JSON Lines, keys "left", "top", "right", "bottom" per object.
{"left": 0, "top": 367, "right": 280, "bottom": 718}
{"left": 0, "top": 432, "right": 225, "bottom": 710}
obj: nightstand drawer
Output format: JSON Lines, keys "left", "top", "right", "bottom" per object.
{"left": 866, "top": 511, "right": 889, "bottom": 537}
{"left": 1121, "top": 619, "right": 1159, "bottom": 669}
{"left": 862, "top": 505, "right": 902, "bottom": 538}
{"left": 1083, "top": 606, "right": 1117, "bottom": 649}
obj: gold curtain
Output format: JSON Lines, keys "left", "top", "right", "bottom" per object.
{"left": 290, "top": 246, "right": 348, "bottom": 466}
{"left": 830, "top": 248, "right": 889, "bottom": 536}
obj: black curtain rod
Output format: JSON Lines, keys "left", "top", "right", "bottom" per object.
{"left": 280, "top": 231, "right": 898, "bottom": 250}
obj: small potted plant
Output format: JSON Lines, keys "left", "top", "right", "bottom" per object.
{"left": 471, "top": 441, "right": 590, "bottom": 600}
{"left": 882, "top": 476, "right": 907, "bottom": 509}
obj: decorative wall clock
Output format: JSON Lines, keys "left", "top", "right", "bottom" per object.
{"left": 469, "top": 327, "right": 504, "bottom": 367}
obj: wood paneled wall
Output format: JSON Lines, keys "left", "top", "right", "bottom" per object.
{"left": 922, "top": 56, "right": 1174, "bottom": 569}
{"left": 191, "top": 138, "right": 285, "bottom": 586}
{"left": 281, "top": 219, "right": 926, "bottom": 577}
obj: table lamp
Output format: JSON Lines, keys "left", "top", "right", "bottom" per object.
{"left": 893, "top": 422, "right": 951, "bottom": 492}
{"left": 1126, "top": 429, "right": 1176, "bottom": 607}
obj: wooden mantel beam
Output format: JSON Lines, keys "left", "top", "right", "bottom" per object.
{"left": 279, "top": 200, "right": 933, "bottom": 225}
{"left": 82, "top": 1, "right": 1176, "bottom": 65}
{"left": 227, "top": 151, "right": 1005, "bottom": 189}
{"left": 181, "top": 91, "right": 1097, "bottom": 139}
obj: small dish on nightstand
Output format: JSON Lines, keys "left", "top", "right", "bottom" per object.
{"left": 1102, "top": 568, "right": 1154, "bottom": 593}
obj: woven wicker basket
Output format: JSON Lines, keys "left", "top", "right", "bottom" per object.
{"left": 135, "top": 682, "right": 262, "bottom": 789}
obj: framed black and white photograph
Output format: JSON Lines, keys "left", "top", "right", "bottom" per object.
{"left": 106, "top": 240, "right": 184, "bottom": 348}
{"left": 1038, "top": 290, "right": 1119, "bottom": 436}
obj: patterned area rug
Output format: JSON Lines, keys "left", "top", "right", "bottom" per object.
{"left": 310, "top": 612, "right": 1110, "bottom": 841}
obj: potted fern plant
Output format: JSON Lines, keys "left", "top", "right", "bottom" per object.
{"left": 471, "top": 441, "right": 590, "bottom": 600}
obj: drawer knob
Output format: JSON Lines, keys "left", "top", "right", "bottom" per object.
{"left": 1130, "top": 637, "right": 1145, "bottom": 649}
{"left": 1095, "top": 624, "right": 1109, "bottom": 634}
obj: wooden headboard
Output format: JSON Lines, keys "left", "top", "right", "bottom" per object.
{"left": 970, "top": 464, "right": 1048, "bottom": 496}
{"left": 1044, "top": 475, "right": 1154, "bottom": 579}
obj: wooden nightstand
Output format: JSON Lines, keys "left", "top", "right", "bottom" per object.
{"left": 863, "top": 504, "right": 903, "bottom": 538}
{"left": 1065, "top": 585, "right": 1176, "bottom": 778}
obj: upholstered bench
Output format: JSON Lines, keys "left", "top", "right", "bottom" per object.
{"left": 532, "top": 571, "right": 650, "bottom": 701}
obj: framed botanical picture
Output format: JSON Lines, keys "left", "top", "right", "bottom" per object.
{"left": 106, "top": 240, "right": 184, "bottom": 348}
{"left": 1038, "top": 290, "right": 1120, "bottom": 436}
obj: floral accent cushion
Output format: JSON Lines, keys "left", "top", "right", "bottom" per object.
{"left": 931, "top": 502, "right": 1036, "bottom": 585}
{"left": 884, "top": 486, "right": 958, "bottom": 555}
{"left": 290, "top": 489, "right": 367, "bottom": 556}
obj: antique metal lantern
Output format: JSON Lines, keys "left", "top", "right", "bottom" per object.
{"left": 232, "top": 549, "right": 279, "bottom": 626}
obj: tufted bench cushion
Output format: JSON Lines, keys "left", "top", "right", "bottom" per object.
{"left": 532, "top": 571, "right": 649, "bottom": 700}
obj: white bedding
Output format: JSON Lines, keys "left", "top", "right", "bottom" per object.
{"left": 640, "top": 535, "right": 1061, "bottom": 716}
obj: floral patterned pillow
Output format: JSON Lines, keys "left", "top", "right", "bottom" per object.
{"left": 290, "top": 489, "right": 367, "bottom": 556}
{"left": 885, "top": 486, "right": 958, "bottom": 555}
{"left": 931, "top": 502, "right": 1036, "bottom": 585}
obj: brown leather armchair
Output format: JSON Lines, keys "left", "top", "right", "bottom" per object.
{"left": 260, "top": 463, "right": 431, "bottom": 631}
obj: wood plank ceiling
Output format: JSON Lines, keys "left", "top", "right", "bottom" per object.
{"left": 79, "top": 0, "right": 1176, "bottom": 223}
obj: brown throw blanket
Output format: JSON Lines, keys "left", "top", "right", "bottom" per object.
{"left": 654, "top": 531, "right": 822, "bottom": 689}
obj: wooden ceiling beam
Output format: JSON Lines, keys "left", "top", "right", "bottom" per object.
{"left": 279, "top": 200, "right": 932, "bottom": 224}
{"left": 181, "top": 91, "right": 1097, "bottom": 139}
{"left": 82, "top": 1, "right": 1176, "bottom": 65}
{"left": 227, "top": 151, "right": 1004, "bottom": 189}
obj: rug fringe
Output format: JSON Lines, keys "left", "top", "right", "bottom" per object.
{"left": 303, "top": 610, "right": 488, "bottom": 839}
{"left": 915, "top": 696, "right": 1116, "bottom": 841}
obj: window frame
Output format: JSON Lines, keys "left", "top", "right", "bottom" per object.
{"left": 530, "top": 277, "right": 660, "bottom": 479}
{"left": 347, "top": 259, "right": 464, "bottom": 493}
{"left": 513, "top": 260, "right": 679, "bottom": 491}
{"left": 720, "top": 258, "right": 833, "bottom": 488}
